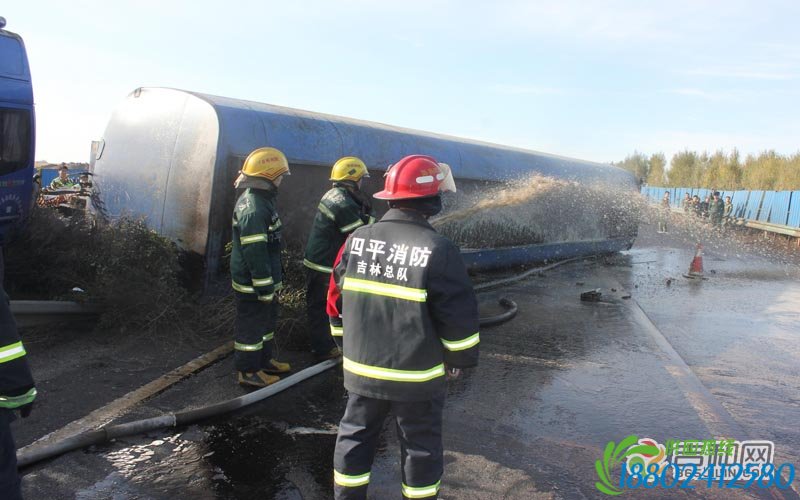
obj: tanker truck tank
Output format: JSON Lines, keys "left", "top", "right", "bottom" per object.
{"left": 92, "top": 87, "right": 639, "bottom": 287}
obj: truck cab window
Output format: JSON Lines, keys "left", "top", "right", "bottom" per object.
{"left": 0, "top": 108, "right": 31, "bottom": 176}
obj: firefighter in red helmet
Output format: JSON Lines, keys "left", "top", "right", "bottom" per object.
{"left": 328, "top": 155, "right": 479, "bottom": 500}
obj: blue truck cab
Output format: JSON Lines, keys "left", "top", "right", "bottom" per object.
{"left": 0, "top": 16, "right": 35, "bottom": 246}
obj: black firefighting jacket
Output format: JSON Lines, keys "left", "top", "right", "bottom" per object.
{"left": 329, "top": 208, "right": 479, "bottom": 402}
{"left": 303, "top": 184, "right": 375, "bottom": 274}
{"left": 230, "top": 187, "right": 283, "bottom": 302}
{"left": 1, "top": 289, "right": 36, "bottom": 411}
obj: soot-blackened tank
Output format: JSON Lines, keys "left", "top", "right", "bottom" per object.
{"left": 93, "top": 87, "right": 638, "bottom": 285}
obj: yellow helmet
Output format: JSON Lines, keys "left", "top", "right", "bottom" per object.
{"left": 330, "top": 156, "right": 370, "bottom": 182}
{"left": 242, "top": 147, "right": 290, "bottom": 181}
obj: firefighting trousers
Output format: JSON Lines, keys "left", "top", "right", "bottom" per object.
{"left": 0, "top": 410, "right": 22, "bottom": 500}
{"left": 304, "top": 269, "right": 338, "bottom": 355}
{"left": 234, "top": 292, "right": 277, "bottom": 373}
{"left": 333, "top": 391, "right": 445, "bottom": 500}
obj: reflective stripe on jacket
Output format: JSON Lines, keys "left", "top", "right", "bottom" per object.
{"left": 329, "top": 208, "right": 479, "bottom": 402}
{"left": 230, "top": 187, "right": 283, "bottom": 301}
{"left": 0, "top": 287, "right": 36, "bottom": 409}
{"left": 304, "top": 185, "right": 374, "bottom": 274}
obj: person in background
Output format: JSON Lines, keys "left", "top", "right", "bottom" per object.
{"left": 692, "top": 195, "right": 702, "bottom": 217}
{"left": 658, "top": 191, "right": 670, "bottom": 233}
{"left": 328, "top": 156, "right": 478, "bottom": 500}
{"left": 303, "top": 156, "right": 375, "bottom": 361}
{"left": 229, "top": 147, "right": 292, "bottom": 388}
{"left": 682, "top": 192, "right": 692, "bottom": 214}
{"left": 700, "top": 195, "right": 710, "bottom": 218}
{"left": 48, "top": 164, "right": 76, "bottom": 190}
{"left": 723, "top": 195, "right": 734, "bottom": 227}
{"left": 709, "top": 191, "right": 724, "bottom": 226}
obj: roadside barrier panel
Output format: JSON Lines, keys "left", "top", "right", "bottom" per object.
{"left": 744, "top": 191, "right": 764, "bottom": 220}
{"left": 758, "top": 191, "right": 775, "bottom": 222}
{"left": 787, "top": 191, "right": 800, "bottom": 228}
{"left": 731, "top": 191, "right": 750, "bottom": 219}
{"left": 769, "top": 191, "right": 792, "bottom": 226}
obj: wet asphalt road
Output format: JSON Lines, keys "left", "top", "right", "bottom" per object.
{"left": 17, "top": 222, "right": 800, "bottom": 499}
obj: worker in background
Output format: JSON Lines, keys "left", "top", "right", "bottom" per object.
{"left": 709, "top": 191, "right": 724, "bottom": 226}
{"left": 49, "top": 164, "right": 76, "bottom": 190}
{"left": 700, "top": 195, "right": 711, "bottom": 218}
{"left": 328, "top": 156, "right": 479, "bottom": 500}
{"left": 230, "top": 147, "right": 292, "bottom": 388}
{"left": 0, "top": 250, "right": 37, "bottom": 500}
{"left": 682, "top": 192, "right": 692, "bottom": 214}
{"left": 303, "top": 157, "right": 375, "bottom": 361}
{"left": 691, "top": 195, "right": 702, "bottom": 216}
{"left": 723, "top": 195, "right": 733, "bottom": 227}
{"left": 657, "top": 191, "right": 670, "bottom": 233}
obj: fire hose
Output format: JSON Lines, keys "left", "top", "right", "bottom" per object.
{"left": 17, "top": 259, "right": 586, "bottom": 468}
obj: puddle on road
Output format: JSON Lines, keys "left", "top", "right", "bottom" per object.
{"left": 76, "top": 420, "right": 339, "bottom": 500}
{"left": 205, "top": 417, "right": 337, "bottom": 499}
{"left": 77, "top": 428, "right": 218, "bottom": 499}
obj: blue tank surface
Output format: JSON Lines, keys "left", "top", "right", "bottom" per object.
{"left": 461, "top": 238, "right": 634, "bottom": 271}
{"left": 93, "top": 87, "right": 638, "bottom": 285}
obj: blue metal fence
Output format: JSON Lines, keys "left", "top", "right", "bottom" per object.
{"left": 641, "top": 186, "right": 800, "bottom": 229}
{"left": 758, "top": 191, "right": 775, "bottom": 222}
{"left": 731, "top": 191, "right": 750, "bottom": 219}
{"left": 744, "top": 191, "right": 764, "bottom": 220}
{"left": 769, "top": 191, "right": 791, "bottom": 225}
{"left": 789, "top": 192, "right": 800, "bottom": 228}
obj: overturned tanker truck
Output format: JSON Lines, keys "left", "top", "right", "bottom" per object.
{"left": 92, "top": 87, "right": 638, "bottom": 288}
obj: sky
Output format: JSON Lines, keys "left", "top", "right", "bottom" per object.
{"left": 4, "top": 0, "right": 800, "bottom": 164}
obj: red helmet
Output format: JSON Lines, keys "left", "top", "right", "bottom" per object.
{"left": 374, "top": 155, "right": 449, "bottom": 200}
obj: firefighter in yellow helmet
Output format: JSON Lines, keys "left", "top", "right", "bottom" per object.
{"left": 303, "top": 156, "right": 375, "bottom": 360}
{"left": 230, "top": 147, "right": 292, "bottom": 387}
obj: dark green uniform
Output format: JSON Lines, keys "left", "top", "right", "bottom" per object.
{"left": 709, "top": 197, "right": 724, "bottom": 225}
{"left": 304, "top": 184, "right": 374, "bottom": 355}
{"left": 723, "top": 201, "right": 733, "bottom": 226}
{"left": 304, "top": 185, "right": 375, "bottom": 274}
{"left": 1, "top": 251, "right": 36, "bottom": 500}
{"left": 658, "top": 197, "right": 670, "bottom": 233}
{"left": 230, "top": 186, "right": 283, "bottom": 372}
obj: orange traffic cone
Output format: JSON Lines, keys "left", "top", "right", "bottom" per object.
{"left": 683, "top": 243, "right": 704, "bottom": 279}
